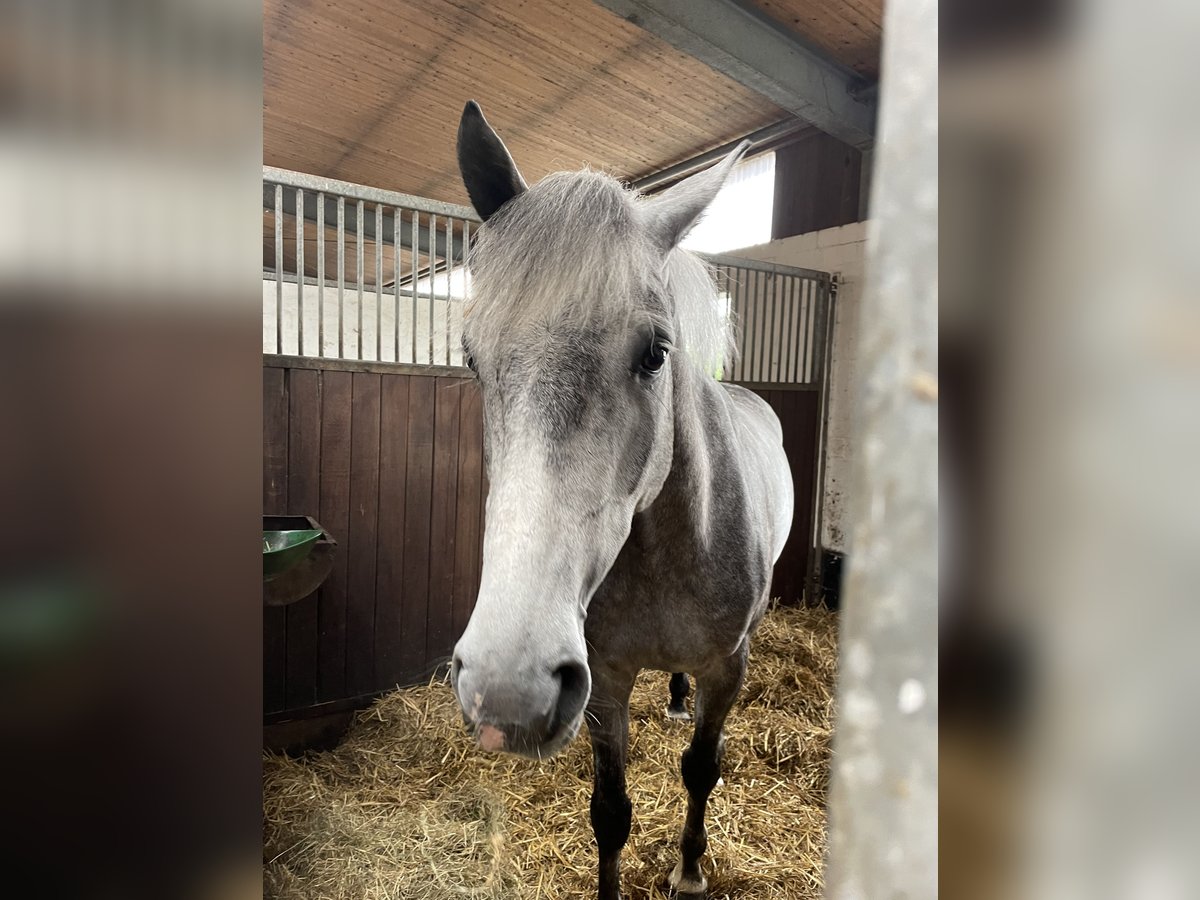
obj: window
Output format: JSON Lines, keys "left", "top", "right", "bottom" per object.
{"left": 679, "top": 151, "right": 775, "bottom": 254}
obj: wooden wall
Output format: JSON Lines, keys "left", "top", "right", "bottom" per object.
{"left": 263, "top": 359, "right": 485, "bottom": 720}
{"left": 772, "top": 131, "right": 864, "bottom": 238}
{"left": 264, "top": 361, "right": 820, "bottom": 721}
{"left": 749, "top": 388, "right": 821, "bottom": 605}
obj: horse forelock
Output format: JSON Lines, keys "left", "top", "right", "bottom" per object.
{"left": 463, "top": 169, "right": 732, "bottom": 375}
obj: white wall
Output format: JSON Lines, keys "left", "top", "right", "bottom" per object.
{"left": 263, "top": 279, "right": 466, "bottom": 366}
{"left": 730, "top": 221, "right": 870, "bottom": 556}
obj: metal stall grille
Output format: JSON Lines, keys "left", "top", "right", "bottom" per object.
{"left": 262, "top": 169, "right": 833, "bottom": 388}
{"left": 705, "top": 254, "right": 833, "bottom": 388}
{"left": 263, "top": 167, "right": 479, "bottom": 367}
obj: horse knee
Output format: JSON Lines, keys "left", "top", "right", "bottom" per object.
{"left": 590, "top": 786, "right": 632, "bottom": 853}
{"left": 681, "top": 742, "right": 723, "bottom": 798}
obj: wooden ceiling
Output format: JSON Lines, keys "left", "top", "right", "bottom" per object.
{"left": 746, "top": 0, "right": 884, "bottom": 78}
{"left": 264, "top": 0, "right": 883, "bottom": 206}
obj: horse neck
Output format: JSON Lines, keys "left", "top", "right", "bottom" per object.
{"left": 648, "top": 354, "right": 721, "bottom": 543}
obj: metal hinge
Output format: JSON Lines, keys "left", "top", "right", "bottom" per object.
{"left": 830, "top": 273, "right": 842, "bottom": 297}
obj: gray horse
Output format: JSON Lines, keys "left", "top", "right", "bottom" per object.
{"left": 450, "top": 101, "right": 793, "bottom": 899}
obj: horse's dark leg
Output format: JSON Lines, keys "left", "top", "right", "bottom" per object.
{"left": 666, "top": 672, "right": 691, "bottom": 720}
{"left": 670, "top": 641, "right": 748, "bottom": 897}
{"left": 587, "top": 671, "right": 636, "bottom": 900}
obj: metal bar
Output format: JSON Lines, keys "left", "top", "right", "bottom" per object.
{"left": 337, "top": 197, "right": 346, "bottom": 359}
{"left": 428, "top": 214, "right": 437, "bottom": 366}
{"left": 755, "top": 270, "right": 768, "bottom": 382}
{"left": 734, "top": 267, "right": 744, "bottom": 381}
{"left": 779, "top": 274, "right": 795, "bottom": 383}
{"left": 700, "top": 251, "right": 830, "bottom": 282}
{"left": 808, "top": 284, "right": 836, "bottom": 600}
{"left": 592, "top": 0, "right": 876, "bottom": 149}
{"left": 356, "top": 200, "right": 364, "bottom": 360}
{"left": 264, "top": 354, "right": 469, "bottom": 378}
{"left": 296, "top": 188, "right": 304, "bottom": 356}
{"left": 263, "top": 185, "right": 465, "bottom": 264}
{"left": 274, "top": 184, "right": 283, "bottom": 355}
{"left": 796, "top": 280, "right": 808, "bottom": 383}
{"left": 634, "top": 118, "right": 813, "bottom": 192}
{"left": 376, "top": 203, "right": 383, "bottom": 362}
{"left": 263, "top": 165, "right": 480, "bottom": 222}
{"left": 265, "top": 270, "right": 432, "bottom": 298}
{"left": 733, "top": 268, "right": 746, "bottom": 381}
{"left": 410, "top": 210, "right": 419, "bottom": 365}
{"left": 445, "top": 217, "right": 454, "bottom": 365}
{"left": 393, "top": 207, "right": 401, "bottom": 363}
{"left": 811, "top": 280, "right": 820, "bottom": 381}
{"left": 765, "top": 272, "right": 779, "bottom": 381}
{"left": 317, "top": 191, "right": 325, "bottom": 358}
{"left": 460, "top": 221, "right": 471, "bottom": 366}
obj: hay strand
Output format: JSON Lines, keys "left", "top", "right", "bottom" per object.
{"left": 264, "top": 603, "right": 837, "bottom": 899}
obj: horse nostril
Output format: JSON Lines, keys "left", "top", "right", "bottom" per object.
{"left": 552, "top": 660, "right": 590, "bottom": 727}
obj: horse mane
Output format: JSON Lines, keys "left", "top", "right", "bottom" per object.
{"left": 463, "top": 169, "right": 733, "bottom": 376}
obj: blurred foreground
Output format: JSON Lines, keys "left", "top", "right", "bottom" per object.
{"left": 942, "top": 0, "right": 1200, "bottom": 897}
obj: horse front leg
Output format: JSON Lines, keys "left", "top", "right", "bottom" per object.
{"left": 670, "top": 640, "right": 748, "bottom": 898}
{"left": 587, "top": 671, "right": 635, "bottom": 900}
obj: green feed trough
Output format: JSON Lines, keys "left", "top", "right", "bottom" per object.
{"left": 263, "top": 528, "right": 324, "bottom": 580}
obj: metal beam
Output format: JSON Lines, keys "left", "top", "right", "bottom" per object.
{"left": 823, "top": 0, "right": 938, "bottom": 894}
{"left": 632, "top": 118, "right": 815, "bottom": 193}
{"left": 594, "top": 0, "right": 877, "bottom": 149}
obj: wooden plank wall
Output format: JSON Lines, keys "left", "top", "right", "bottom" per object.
{"left": 265, "top": 362, "right": 818, "bottom": 720}
{"left": 263, "top": 361, "right": 485, "bottom": 719}
{"left": 747, "top": 388, "right": 821, "bottom": 604}
{"left": 772, "top": 131, "right": 864, "bottom": 239}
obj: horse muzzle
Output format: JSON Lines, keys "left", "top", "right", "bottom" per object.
{"left": 450, "top": 649, "right": 591, "bottom": 758}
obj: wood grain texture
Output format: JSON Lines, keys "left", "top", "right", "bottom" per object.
{"left": 346, "top": 373, "right": 382, "bottom": 695}
{"left": 772, "top": 131, "right": 864, "bottom": 239}
{"left": 263, "top": 367, "right": 289, "bottom": 713}
{"left": 451, "top": 380, "right": 484, "bottom": 638}
{"left": 400, "top": 376, "right": 436, "bottom": 682}
{"left": 285, "top": 368, "right": 322, "bottom": 709}
{"left": 745, "top": 0, "right": 883, "bottom": 77}
{"left": 426, "top": 377, "right": 463, "bottom": 667}
{"left": 373, "top": 373, "right": 411, "bottom": 689}
{"left": 263, "top": 0, "right": 785, "bottom": 203}
{"left": 317, "top": 371, "right": 353, "bottom": 701}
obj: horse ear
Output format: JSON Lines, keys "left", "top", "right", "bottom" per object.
{"left": 457, "top": 100, "right": 527, "bottom": 221}
{"left": 641, "top": 140, "right": 751, "bottom": 252}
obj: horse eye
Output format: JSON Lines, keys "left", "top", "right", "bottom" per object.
{"left": 640, "top": 342, "right": 668, "bottom": 375}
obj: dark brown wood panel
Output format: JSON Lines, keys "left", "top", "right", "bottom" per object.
{"left": 373, "top": 375, "right": 411, "bottom": 689}
{"left": 317, "top": 371, "right": 353, "bottom": 702}
{"left": 400, "top": 377, "right": 436, "bottom": 683}
{"left": 451, "top": 380, "right": 484, "bottom": 638}
{"left": 265, "top": 361, "right": 822, "bottom": 721}
{"left": 772, "top": 131, "right": 864, "bottom": 239}
{"left": 749, "top": 388, "right": 820, "bottom": 605}
{"left": 285, "top": 369, "right": 322, "bottom": 709}
{"left": 346, "top": 373, "right": 382, "bottom": 696}
{"left": 426, "top": 378, "right": 462, "bottom": 666}
{"left": 263, "top": 367, "right": 289, "bottom": 713}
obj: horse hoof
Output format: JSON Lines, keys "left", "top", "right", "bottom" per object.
{"left": 665, "top": 706, "right": 692, "bottom": 722}
{"left": 669, "top": 861, "right": 707, "bottom": 897}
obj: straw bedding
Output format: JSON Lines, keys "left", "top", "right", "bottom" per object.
{"left": 264, "top": 603, "right": 837, "bottom": 899}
